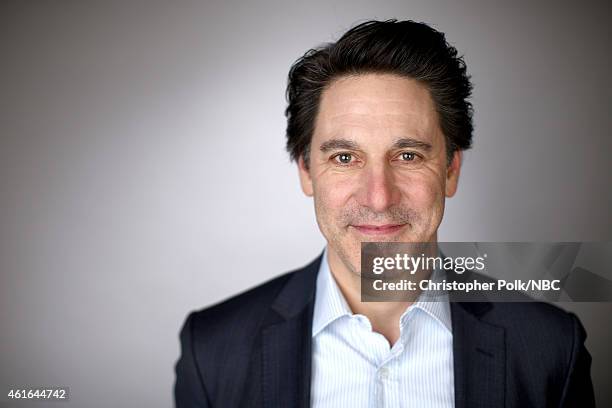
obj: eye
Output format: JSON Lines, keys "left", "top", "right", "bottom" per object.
{"left": 333, "top": 153, "right": 354, "bottom": 165}
{"left": 393, "top": 151, "right": 423, "bottom": 166}
{"left": 401, "top": 152, "right": 416, "bottom": 161}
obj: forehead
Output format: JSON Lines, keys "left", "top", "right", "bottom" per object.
{"left": 314, "top": 73, "right": 441, "bottom": 145}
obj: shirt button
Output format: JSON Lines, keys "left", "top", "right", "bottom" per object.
{"left": 379, "top": 367, "right": 389, "bottom": 380}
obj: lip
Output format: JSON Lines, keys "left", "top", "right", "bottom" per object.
{"left": 350, "top": 223, "right": 407, "bottom": 236}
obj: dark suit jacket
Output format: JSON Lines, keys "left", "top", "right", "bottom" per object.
{"left": 175, "top": 254, "right": 596, "bottom": 407}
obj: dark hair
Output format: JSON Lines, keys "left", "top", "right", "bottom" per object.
{"left": 285, "top": 19, "right": 473, "bottom": 167}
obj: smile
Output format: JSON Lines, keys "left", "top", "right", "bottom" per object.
{"left": 350, "top": 223, "right": 407, "bottom": 236}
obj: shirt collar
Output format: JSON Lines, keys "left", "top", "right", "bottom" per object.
{"left": 312, "top": 248, "right": 351, "bottom": 337}
{"left": 312, "top": 247, "right": 452, "bottom": 337}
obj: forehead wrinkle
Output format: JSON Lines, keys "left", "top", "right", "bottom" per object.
{"left": 321, "top": 98, "right": 430, "bottom": 119}
{"left": 314, "top": 73, "right": 442, "bottom": 147}
{"left": 319, "top": 111, "right": 434, "bottom": 142}
{"left": 322, "top": 74, "right": 434, "bottom": 111}
{"left": 319, "top": 100, "right": 436, "bottom": 135}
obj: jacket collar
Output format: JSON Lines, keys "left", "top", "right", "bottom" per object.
{"left": 450, "top": 302, "right": 505, "bottom": 408}
{"left": 261, "top": 252, "right": 322, "bottom": 408}
{"left": 270, "top": 253, "right": 322, "bottom": 320}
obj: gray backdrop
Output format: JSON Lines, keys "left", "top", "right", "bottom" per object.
{"left": 1, "top": 0, "right": 610, "bottom": 407}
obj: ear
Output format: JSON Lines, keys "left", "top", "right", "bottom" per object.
{"left": 445, "top": 150, "right": 462, "bottom": 198}
{"left": 298, "top": 156, "right": 314, "bottom": 197}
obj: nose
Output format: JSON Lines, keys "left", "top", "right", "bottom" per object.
{"left": 356, "top": 163, "right": 401, "bottom": 213}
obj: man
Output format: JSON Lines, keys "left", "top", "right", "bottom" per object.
{"left": 175, "top": 20, "right": 595, "bottom": 407}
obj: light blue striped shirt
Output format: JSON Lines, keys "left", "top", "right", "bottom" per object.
{"left": 311, "top": 249, "right": 455, "bottom": 408}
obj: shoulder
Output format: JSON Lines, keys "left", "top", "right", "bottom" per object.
{"left": 183, "top": 255, "right": 322, "bottom": 344}
{"left": 486, "top": 301, "right": 581, "bottom": 334}
{"left": 484, "top": 301, "right": 585, "bottom": 370}
{"left": 454, "top": 269, "right": 584, "bottom": 340}
{"left": 186, "top": 269, "right": 293, "bottom": 341}
{"left": 486, "top": 301, "right": 584, "bottom": 341}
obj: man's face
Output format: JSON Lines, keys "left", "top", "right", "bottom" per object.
{"left": 298, "top": 73, "right": 462, "bottom": 276}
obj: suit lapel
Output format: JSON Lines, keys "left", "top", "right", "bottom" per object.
{"left": 451, "top": 302, "right": 506, "bottom": 408}
{"left": 261, "top": 255, "right": 321, "bottom": 408}
{"left": 262, "top": 309, "right": 313, "bottom": 408}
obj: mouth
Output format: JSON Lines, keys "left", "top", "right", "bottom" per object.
{"left": 349, "top": 223, "right": 408, "bottom": 236}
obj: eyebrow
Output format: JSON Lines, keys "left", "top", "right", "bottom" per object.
{"left": 391, "top": 138, "right": 432, "bottom": 151}
{"left": 319, "top": 138, "right": 360, "bottom": 153}
{"left": 318, "top": 137, "right": 432, "bottom": 153}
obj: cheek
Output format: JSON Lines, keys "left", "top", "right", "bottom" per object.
{"left": 398, "top": 173, "right": 444, "bottom": 209}
{"left": 314, "top": 177, "right": 354, "bottom": 211}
